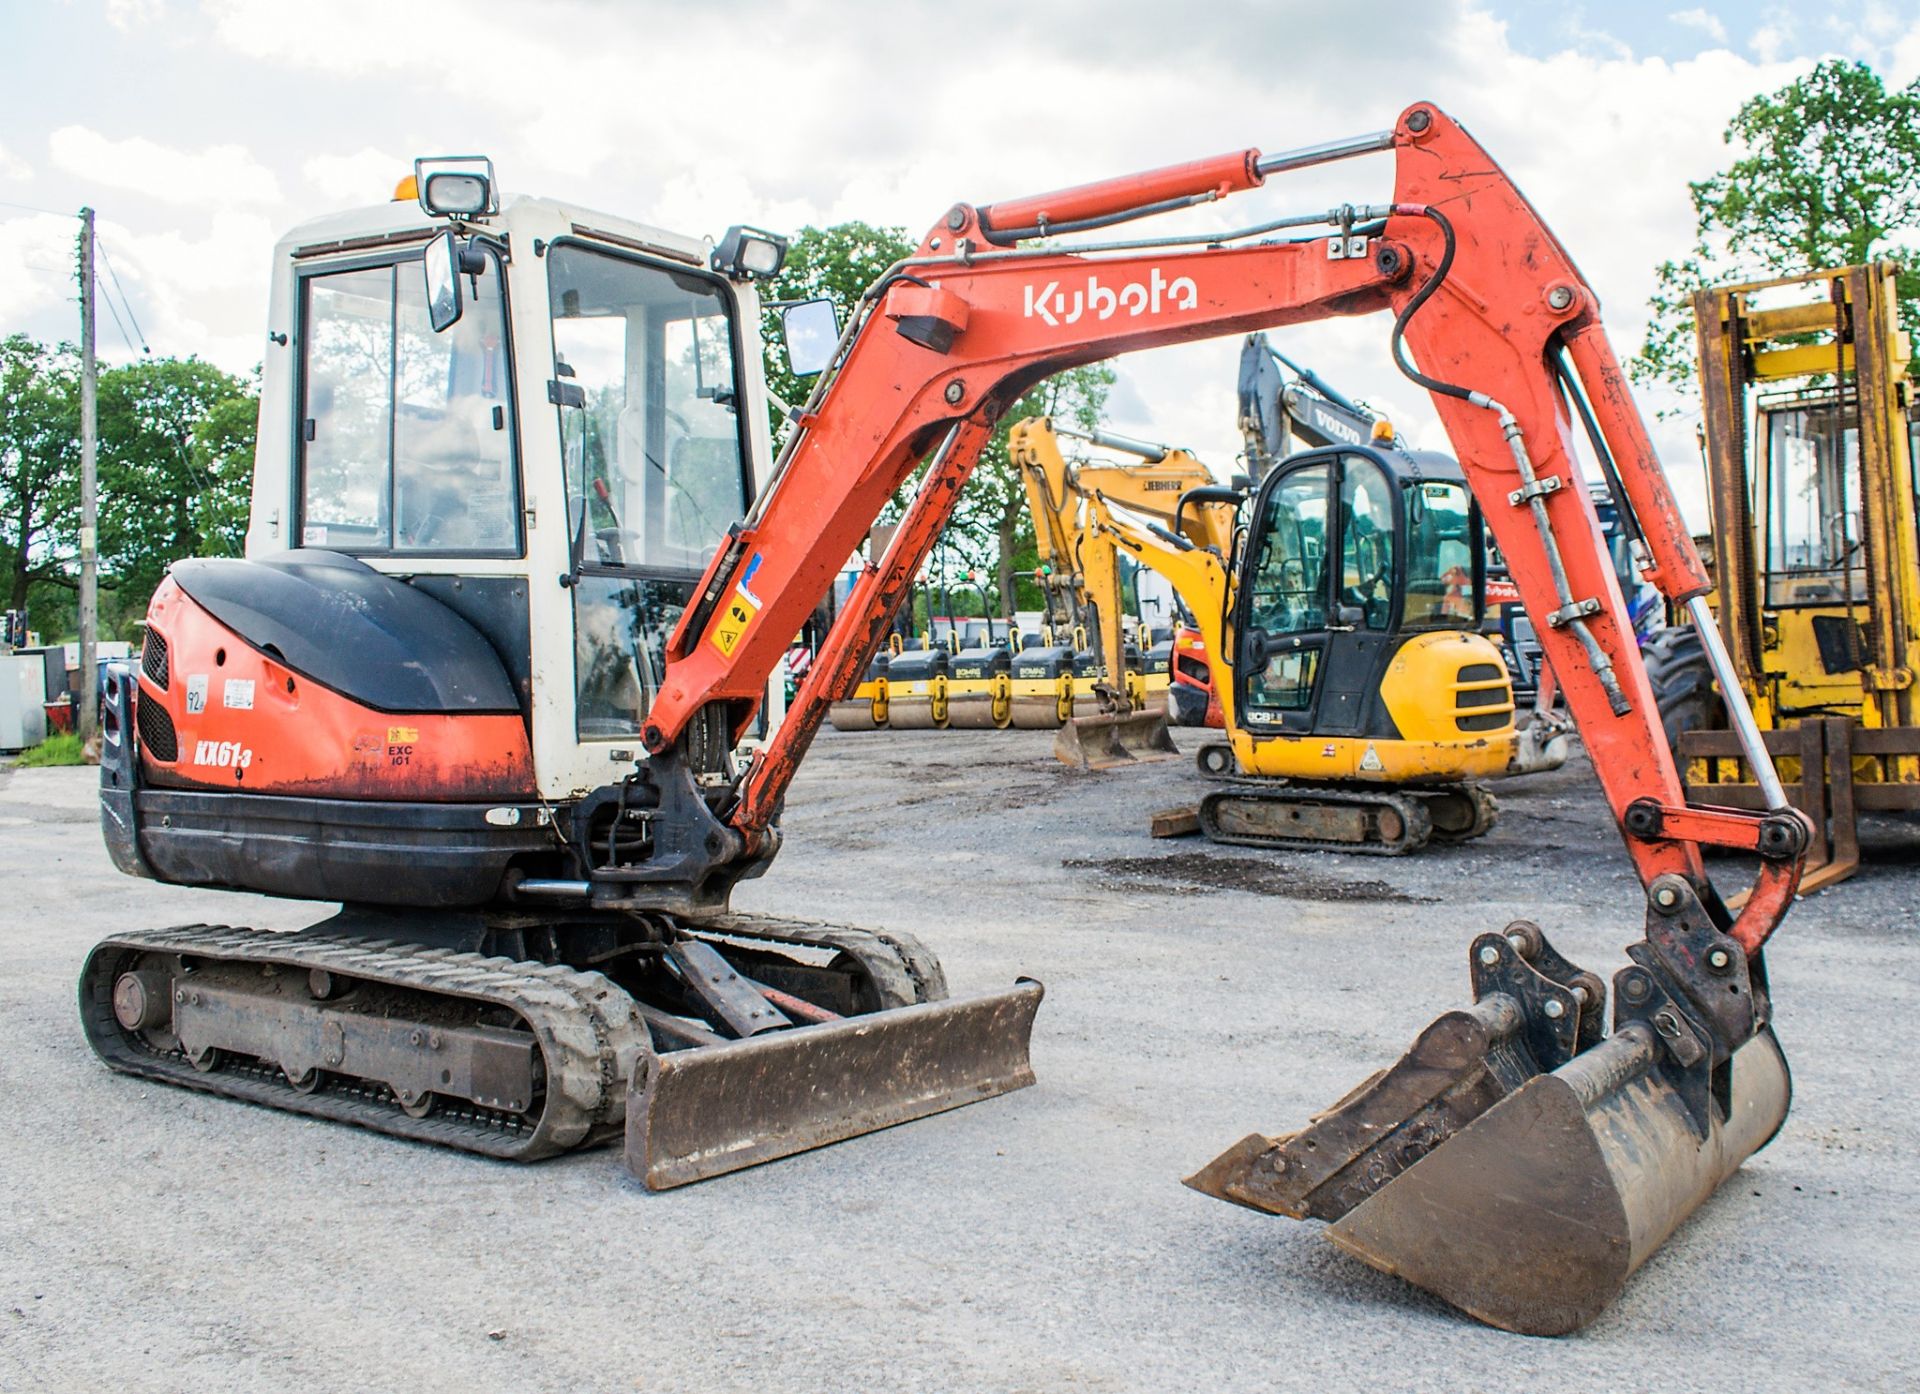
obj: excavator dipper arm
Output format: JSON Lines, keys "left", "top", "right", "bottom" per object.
{"left": 640, "top": 105, "right": 1810, "bottom": 1332}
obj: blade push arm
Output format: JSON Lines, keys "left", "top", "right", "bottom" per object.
{"left": 654, "top": 103, "right": 1804, "bottom": 946}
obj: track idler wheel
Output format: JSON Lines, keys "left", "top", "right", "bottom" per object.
{"left": 1421, "top": 783, "right": 1498, "bottom": 843}
{"left": 1195, "top": 742, "right": 1234, "bottom": 778}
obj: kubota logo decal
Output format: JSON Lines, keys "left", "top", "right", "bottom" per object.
{"left": 193, "top": 739, "right": 253, "bottom": 768}
{"left": 1023, "top": 269, "right": 1199, "bottom": 327}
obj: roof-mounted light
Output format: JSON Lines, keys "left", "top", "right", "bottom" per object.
{"left": 412, "top": 155, "right": 498, "bottom": 219}
{"left": 714, "top": 225, "right": 788, "bottom": 280}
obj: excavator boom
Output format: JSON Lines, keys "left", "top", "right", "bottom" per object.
{"left": 656, "top": 106, "right": 1800, "bottom": 921}
{"left": 641, "top": 103, "right": 1808, "bottom": 1330}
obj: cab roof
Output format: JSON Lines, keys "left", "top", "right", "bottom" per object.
{"left": 275, "top": 192, "right": 712, "bottom": 269}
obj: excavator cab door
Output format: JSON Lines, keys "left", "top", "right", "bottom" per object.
{"left": 1232, "top": 449, "right": 1400, "bottom": 739}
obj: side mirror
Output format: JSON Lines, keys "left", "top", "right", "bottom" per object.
{"left": 424, "top": 230, "right": 462, "bottom": 334}
{"left": 781, "top": 298, "right": 841, "bottom": 378}
{"left": 1337, "top": 605, "right": 1366, "bottom": 627}
{"left": 1242, "top": 627, "right": 1272, "bottom": 672}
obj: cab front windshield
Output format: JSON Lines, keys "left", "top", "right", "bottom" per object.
{"left": 548, "top": 243, "right": 749, "bottom": 572}
{"left": 547, "top": 242, "right": 751, "bottom": 739}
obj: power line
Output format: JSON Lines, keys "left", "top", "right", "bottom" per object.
{"left": 96, "top": 238, "right": 150, "bottom": 354}
{"left": 0, "top": 197, "right": 76, "bottom": 218}
{"left": 100, "top": 283, "right": 138, "bottom": 355}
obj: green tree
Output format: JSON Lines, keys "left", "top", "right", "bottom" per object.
{"left": 760, "top": 220, "right": 915, "bottom": 421}
{"left": 1634, "top": 60, "right": 1920, "bottom": 395}
{"left": 945, "top": 364, "right": 1115, "bottom": 617}
{"left": 95, "top": 357, "right": 257, "bottom": 628}
{"left": 0, "top": 335, "right": 81, "bottom": 629}
{"left": 762, "top": 222, "right": 1113, "bottom": 618}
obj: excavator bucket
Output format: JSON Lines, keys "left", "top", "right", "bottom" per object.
{"left": 628, "top": 979, "right": 1043, "bottom": 1188}
{"left": 1186, "top": 907, "right": 1791, "bottom": 1334}
{"left": 1053, "top": 709, "right": 1180, "bottom": 770}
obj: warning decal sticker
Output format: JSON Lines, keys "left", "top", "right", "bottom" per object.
{"left": 709, "top": 585, "right": 761, "bottom": 658}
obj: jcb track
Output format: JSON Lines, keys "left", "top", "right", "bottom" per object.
{"left": 1197, "top": 780, "right": 1497, "bottom": 855}
{"left": 80, "top": 925, "right": 651, "bottom": 1160}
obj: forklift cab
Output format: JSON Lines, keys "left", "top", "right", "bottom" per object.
{"left": 1232, "top": 445, "right": 1483, "bottom": 736}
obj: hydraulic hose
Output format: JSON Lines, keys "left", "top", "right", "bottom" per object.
{"left": 1388, "top": 204, "right": 1630, "bottom": 715}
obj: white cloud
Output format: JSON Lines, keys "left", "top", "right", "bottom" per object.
{"left": 1669, "top": 8, "right": 1730, "bottom": 44}
{"left": 47, "top": 127, "right": 281, "bottom": 207}
{"left": 303, "top": 148, "right": 409, "bottom": 205}
{"left": 0, "top": 141, "right": 31, "bottom": 183}
{"left": 105, "top": 0, "right": 166, "bottom": 29}
{"left": 1891, "top": 23, "right": 1920, "bottom": 83}
{"left": 0, "top": 213, "right": 80, "bottom": 330}
{"left": 1749, "top": 15, "right": 1797, "bottom": 64}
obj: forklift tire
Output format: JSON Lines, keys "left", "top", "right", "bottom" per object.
{"left": 1642, "top": 626, "right": 1724, "bottom": 756}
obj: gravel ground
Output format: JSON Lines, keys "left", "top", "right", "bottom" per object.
{"left": 1, "top": 731, "right": 1916, "bottom": 1392}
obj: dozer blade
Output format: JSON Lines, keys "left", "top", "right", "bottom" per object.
{"left": 628, "top": 978, "right": 1043, "bottom": 1189}
{"left": 1052, "top": 710, "right": 1179, "bottom": 770}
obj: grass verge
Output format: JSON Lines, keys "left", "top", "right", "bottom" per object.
{"left": 16, "top": 731, "right": 87, "bottom": 767}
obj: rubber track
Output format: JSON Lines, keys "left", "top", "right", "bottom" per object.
{"left": 1198, "top": 784, "right": 1434, "bottom": 855}
{"left": 1419, "top": 784, "right": 1499, "bottom": 845}
{"left": 79, "top": 925, "right": 650, "bottom": 1161}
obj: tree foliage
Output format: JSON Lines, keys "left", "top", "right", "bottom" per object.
{"left": 0, "top": 335, "right": 81, "bottom": 622}
{"left": 759, "top": 223, "right": 1113, "bottom": 619}
{"left": 1634, "top": 60, "right": 1920, "bottom": 395}
{"left": 96, "top": 357, "right": 258, "bottom": 616}
{"left": 0, "top": 335, "right": 256, "bottom": 641}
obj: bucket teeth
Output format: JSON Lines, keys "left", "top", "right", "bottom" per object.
{"left": 1183, "top": 998, "right": 1529, "bottom": 1220}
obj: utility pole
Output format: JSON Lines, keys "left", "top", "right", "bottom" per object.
{"left": 78, "top": 207, "right": 98, "bottom": 744}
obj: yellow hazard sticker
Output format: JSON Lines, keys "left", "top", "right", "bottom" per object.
{"left": 709, "top": 587, "right": 761, "bottom": 657}
{"left": 387, "top": 726, "right": 419, "bottom": 744}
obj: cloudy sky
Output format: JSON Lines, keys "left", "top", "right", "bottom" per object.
{"left": 4, "top": 0, "right": 1918, "bottom": 524}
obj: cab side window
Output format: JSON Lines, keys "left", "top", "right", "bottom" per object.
{"left": 1338, "top": 458, "right": 1395, "bottom": 631}
{"left": 298, "top": 252, "right": 519, "bottom": 555}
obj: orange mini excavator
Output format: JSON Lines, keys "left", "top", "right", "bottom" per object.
{"left": 89, "top": 114, "right": 1809, "bottom": 1334}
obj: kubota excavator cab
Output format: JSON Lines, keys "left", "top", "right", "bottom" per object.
{"left": 88, "top": 158, "right": 1040, "bottom": 1187}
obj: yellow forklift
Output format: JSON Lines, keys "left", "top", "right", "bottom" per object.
{"left": 1648, "top": 261, "right": 1920, "bottom": 891}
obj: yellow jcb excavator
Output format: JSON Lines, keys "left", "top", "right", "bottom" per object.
{"left": 1016, "top": 414, "right": 1567, "bottom": 850}
{"left": 1010, "top": 416, "right": 1229, "bottom": 766}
